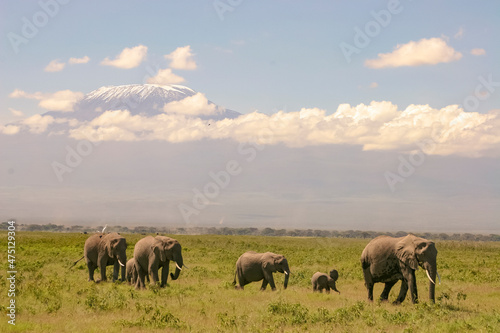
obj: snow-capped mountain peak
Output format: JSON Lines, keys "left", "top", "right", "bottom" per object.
{"left": 44, "top": 84, "right": 240, "bottom": 121}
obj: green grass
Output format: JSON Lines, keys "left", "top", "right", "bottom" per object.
{"left": 1, "top": 232, "right": 499, "bottom": 332}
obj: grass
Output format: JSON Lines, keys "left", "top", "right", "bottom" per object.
{"left": 1, "top": 232, "right": 499, "bottom": 332}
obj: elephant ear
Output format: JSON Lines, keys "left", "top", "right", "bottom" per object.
{"left": 153, "top": 239, "right": 167, "bottom": 262}
{"left": 395, "top": 235, "right": 419, "bottom": 270}
{"left": 262, "top": 255, "right": 277, "bottom": 272}
{"left": 329, "top": 269, "right": 339, "bottom": 281}
{"left": 107, "top": 238, "right": 116, "bottom": 258}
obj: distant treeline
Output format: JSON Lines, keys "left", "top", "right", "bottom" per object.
{"left": 2, "top": 221, "right": 500, "bottom": 242}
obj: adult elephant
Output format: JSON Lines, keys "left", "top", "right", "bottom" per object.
{"left": 84, "top": 232, "right": 127, "bottom": 282}
{"left": 361, "top": 234, "right": 440, "bottom": 304}
{"left": 311, "top": 269, "right": 340, "bottom": 294}
{"left": 134, "top": 235, "right": 184, "bottom": 289}
{"left": 233, "top": 251, "right": 290, "bottom": 291}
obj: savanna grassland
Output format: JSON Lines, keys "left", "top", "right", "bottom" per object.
{"left": 1, "top": 231, "right": 499, "bottom": 332}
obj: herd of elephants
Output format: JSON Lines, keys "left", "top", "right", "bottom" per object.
{"left": 76, "top": 232, "right": 440, "bottom": 304}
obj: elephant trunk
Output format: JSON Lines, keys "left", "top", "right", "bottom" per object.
{"left": 170, "top": 255, "right": 183, "bottom": 281}
{"left": 283, "top": 268, "right": 290, "bottom": 289}
{"left": 118, "top": 253, "right": 127, "bottom": 281}
{"left": 425, "top": 261, "right": 437, "bottom": 302}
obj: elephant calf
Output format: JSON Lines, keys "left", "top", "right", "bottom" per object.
{"left": 126, "top": 258, "right": 138, "bottom": 285}
{"left": 311, "top": 270, "right": 340, "bottom": 294}
{"left": 233, "top": 251, "right": 290, "bottom": 291}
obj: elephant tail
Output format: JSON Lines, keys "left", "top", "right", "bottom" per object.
{"left": 232, "top": 270, "right": 237, "bottom": 286}
{"left": 69, "top": 256, "right": 85, "bottom": 269}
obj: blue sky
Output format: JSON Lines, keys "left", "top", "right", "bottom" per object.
{"left": 2, "top": 1, "right": 499, "bottom": 119}
{"left": 1, "top": 1, "right": 500, "bottom": 232}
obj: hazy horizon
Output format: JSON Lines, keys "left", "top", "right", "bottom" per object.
{"left": 1, "top": 1, "right": 500, "bottom": 233}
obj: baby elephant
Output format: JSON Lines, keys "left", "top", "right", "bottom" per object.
{"left": 311, "top": 269, "right": 340, "bottom": 294}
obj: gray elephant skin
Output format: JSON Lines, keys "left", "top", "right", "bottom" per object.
{"left": 233, "top": 251, "right": 290, "bottom": 291}
{"left": 126, "top": 258, "right": 138, "bottom": 285}
{"left": 311, "top": 269, "right": 340, "bottom": 294}
{"left": 84, "top": 232, "right": 127, "bottom": 282}
{"left": 361, "top": 234, "right": 440, "bottom": 304}
{"left": 133, "top": 235, "right": 184, "bottom": 289}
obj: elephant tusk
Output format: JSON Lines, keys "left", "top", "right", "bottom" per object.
{"left": 437, "top": 271, "right": 441, "bottom": 284}
{"left": 175, "top": 263, "right": 182, "bottom": 271}
{"left": 426, "top": 269, "right": 435, "bottom": 285}
{"left": 284, "top": 271, "right": 288, "bottom": 275}
{"left": 118, "top": 259, "right": 125, "bottom": 267}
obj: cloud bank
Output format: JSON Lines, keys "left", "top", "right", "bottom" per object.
{"left": 61, "top": 100, "right": 500, "bottom": 157}
{"left": 9, "top": 89, "right": 84, "bottom": 112}
{"left": 365, "top": 37, "right": 462, "bottom": 68}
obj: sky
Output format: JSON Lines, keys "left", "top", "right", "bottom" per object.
{"left": 1, "top": 1, "right": 500, "bottom": 233}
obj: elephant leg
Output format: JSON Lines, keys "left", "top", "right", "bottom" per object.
{"left": 407, "top": 271, "right": 418, "bottom": 304}
{"left": 150, "top": 267, "right": 159, "bottom": 285}
{"left": 135, "top": 263, "right": 147, "bottom": 290}
{"left": 98, "top": 259, "right": 107, "bottom": 282}
{"left": 363, "top": 266, "right": 374, "bottom": 301}
{"left": 112, "top": 261, "right": 119, "bottom": 282}
{"left": 87, "top": 262, "right": 95, "bottom": 282}
{"left": 395, "top": 279, "right": 408, "bottom": 304}
{"left": 380, "top": 280, "right": 398, "bottom": 301}
{"left": 260, "top": 279, "right": 269, "bottom": 291}
{"left": 263, "top": 271, "right": 276, "bottom": 291}
{"left": 325, "top": 286, "right": 330, "bottom": 294}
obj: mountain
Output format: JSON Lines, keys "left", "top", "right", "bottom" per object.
{"left": 44, "top": 84, "right": 241, "bottom": 121}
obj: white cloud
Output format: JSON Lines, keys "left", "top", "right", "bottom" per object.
{"left": 0, "top": 124, "right": 20, "bottom": 135}
{"left": 454, "top": 27, "right": 464, "bottom": 40}
{"left": 470, "top": 48, "right": 486, "bottom": 56}
{"left": 9, "top": 89, "right": 83, "bottom": 112}
{"left": 9, "top": 89, "right": 43, "bottom": 99}
{"left": 38, "top": 90, "right": 84, "bottom": 112}
{"left": 21, "top": 114, "right": 55, "bottom": 134}
{"left": 68, "top": 56, "right": 90, "bottom": 64}
{"left": 365, "top": 37, "right": 463, "bottom": 69}
{"left": 165, "top": 45, "right": 197, "bottom": 70}
{"left": 9, "top": 108, "right": 24, "bottom": 117}
{"left": 44, "top": 59, "right": 66, "bottom": 72}
{"left": 69, "top": 101, "right": 500, "bottom": 157}
{"left": 163, "top": 93, "right": 217, "bottom": 116}
{"left": 101, "top": 45, "right": 148, "bottom": 69}
{"left": 147, "top": 68, "right": 185, "bottom": 85}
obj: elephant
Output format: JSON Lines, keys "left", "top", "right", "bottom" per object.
{"left": 361, "top": 234, "right": 440, "bottom": 304}
{"left": 126, "top": 258, "right": 139, "bottom": 285}
{"left": 311, "top": 269, "right": 340, "bottom": 294}
{"left": 83, "top": 232, "right": 127, "bottom": 282}
{"left": 133, "top": 235, "right": 184, "bottom": 289}
{"left": 233, "top": 251, "right": 290, "bottom": 291}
